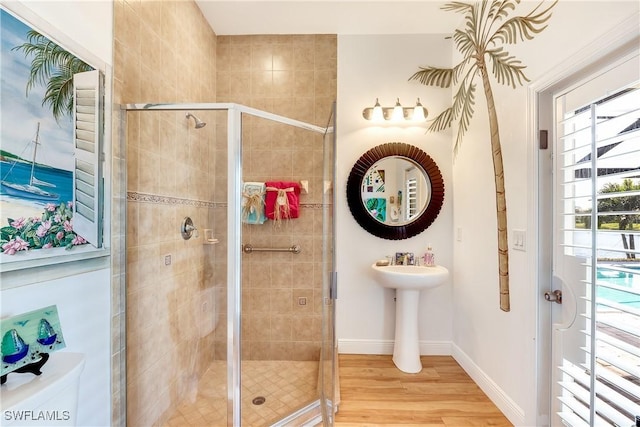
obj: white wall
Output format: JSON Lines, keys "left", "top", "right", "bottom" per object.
{"left": 2, "top": 0, "right": 113, "bottom": 66}
{"left": 336, "top": 34, "right": 454, "bottom": 355}
{"left": 336, "top": 3, "right": 639, "bottom": 427}
{"left": 449, "top": 1, "right": 639, "bottom": 426}
{"left": 0, "top": 2, "right": 113, "bottom": 426}
{"left": 2, "top": 270, "right": 112, "bottom": 426}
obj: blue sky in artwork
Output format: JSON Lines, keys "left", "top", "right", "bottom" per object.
{"left": 1, "top": 8, "right": 74, "bottom": 171}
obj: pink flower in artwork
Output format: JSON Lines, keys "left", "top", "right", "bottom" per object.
{"left": 36, "top": 220, "right": 52, "bottom": 238}
{"left": 2, "top": 237, "right": 29, "bottom": 255}
{"left": 3, "top": 201, "right": 84, "bottom": 254}
{"left": 15, "top": 237, "right": 29, "bottom": 251}
{"left": 10, "top": 217, "right": 27, "bottom": 229}
{"left": 1, "top": 241, "right": 17, "bottom": 255}
{"left": 67, "top": 201, "right": 73, "bottom": 209}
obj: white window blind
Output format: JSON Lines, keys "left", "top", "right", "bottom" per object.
{"left": 72, "top": 70, "right": 103, "bottom": 248}
{"left": 557, "top": 79, "right": 640, "bottom": 426}
{"left": 406, "top": 177, "right": 418, "bottom": 220}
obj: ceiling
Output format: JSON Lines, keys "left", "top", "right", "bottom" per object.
{"left": 195, "top": 1, "right": 462, "bottom": 36}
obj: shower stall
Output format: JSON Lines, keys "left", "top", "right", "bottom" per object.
{"left": 122, "top": 103, "right": 336, "bottom": 426}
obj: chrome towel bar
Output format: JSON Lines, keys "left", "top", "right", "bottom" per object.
{"left": 242, "top": 244, "right": 301, "bottom": 254}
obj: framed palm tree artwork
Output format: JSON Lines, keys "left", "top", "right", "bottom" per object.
{"left": 0, "top": 7, "right": 104, "bottom": 256}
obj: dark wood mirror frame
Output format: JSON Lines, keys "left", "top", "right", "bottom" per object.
{"left": 346, "top": 142, "right": 444, "bottom": 240}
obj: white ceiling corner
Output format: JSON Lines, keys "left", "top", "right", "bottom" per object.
{"left": 195, "top": 1, "right": 463, "bottom": 36}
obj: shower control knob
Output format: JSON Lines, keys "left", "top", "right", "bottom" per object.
{"left": 181, "top": 217, "right": 198, "bottom": 240}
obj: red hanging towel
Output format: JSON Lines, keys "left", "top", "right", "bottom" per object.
{"left": 265, "top": 181, "right": 301, "bottom": 221}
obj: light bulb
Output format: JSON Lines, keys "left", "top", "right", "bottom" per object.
{"left": 392, "top": 98, "right": 403, "bottom": 121}
{"left": 413, "top": 98, "right": 427, "bottom": 122}
{"left": 371, "top": 98, "right": 384, "bottom": 122}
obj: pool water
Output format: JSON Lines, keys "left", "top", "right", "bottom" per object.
{"left": 596, "top": 266, "right": 640, "bottom": 309}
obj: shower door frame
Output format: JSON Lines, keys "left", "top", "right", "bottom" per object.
{"left": 123, "top": 102, "right": 334, "bottom": 427}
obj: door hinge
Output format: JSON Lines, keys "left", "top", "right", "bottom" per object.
{"left": 539, "top": 130, "right": 548, "bottom": 150}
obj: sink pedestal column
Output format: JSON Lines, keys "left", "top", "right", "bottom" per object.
{"left": 392, "top": 289, "right": 422, "bottom": 373}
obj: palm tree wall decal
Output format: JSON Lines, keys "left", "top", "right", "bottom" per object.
{"left": 13, "top": 30, "right": 93, "bottom": 122}
{"left": 410, "top": 0, "right": 557, "bottom": 311}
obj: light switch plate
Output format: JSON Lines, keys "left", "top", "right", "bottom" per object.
{"left": 512, "top": 229, "right": 526, "bottom": 251}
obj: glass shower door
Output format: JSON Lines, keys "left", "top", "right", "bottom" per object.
{"left": 320, "top": 103, "right": 337, "bottom": 424}
{"left": 235, "top": 105, "right": 336, "bottom": 427}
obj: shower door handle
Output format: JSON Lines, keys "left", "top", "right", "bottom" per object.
{"left": 330, "top": 271, "right": 337, "bottom": 300}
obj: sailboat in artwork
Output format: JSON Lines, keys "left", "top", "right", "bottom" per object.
{"left": 1, "top": 122, "right": 59, "bottom": 201}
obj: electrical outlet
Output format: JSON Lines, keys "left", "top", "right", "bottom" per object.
{"left": 164, "top": 254, "right": 172, "bottom": 265}
{"left": 298, "top": 297, "right": 307, "bottom": 306}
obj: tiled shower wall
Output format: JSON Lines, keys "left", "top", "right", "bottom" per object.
{"left": 215, "top": 35, "right": 337, "bottom": 361}
{"left": 113, "top": 1, "right": 337, "bottom": 424}
{"left": 113, "top": 0, "right": 218, "bottom": 425}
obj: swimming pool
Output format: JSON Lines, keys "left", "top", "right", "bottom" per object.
{"left": 596, "top": 265, "right": 640, "bottom": 309}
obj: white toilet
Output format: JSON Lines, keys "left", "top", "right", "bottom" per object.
{"left": 1, "top": 352, "right": 85, "bottom": 426}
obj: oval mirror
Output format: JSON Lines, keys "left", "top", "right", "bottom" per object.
{"left": 346, "top": 142, "right": 444, "bottom": 240}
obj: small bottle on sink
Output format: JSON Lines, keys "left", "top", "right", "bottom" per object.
{"left": 423, "top": 245, "right": 435, "bottom": 267}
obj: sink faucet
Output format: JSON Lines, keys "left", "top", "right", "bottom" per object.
{"left": 394, "top": 252, "right": 414, "bottom": 265}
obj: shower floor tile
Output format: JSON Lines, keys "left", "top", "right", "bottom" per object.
{"left": 163, "top": 360, "right": 319, "bottom": 427}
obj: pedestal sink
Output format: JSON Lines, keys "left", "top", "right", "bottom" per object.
{"left": 371, "top": 263, "right": 449, "bottom": 373}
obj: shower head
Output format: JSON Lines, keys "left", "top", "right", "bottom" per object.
{"left": 185, "top": 112, "right": 206, "bottom": 129}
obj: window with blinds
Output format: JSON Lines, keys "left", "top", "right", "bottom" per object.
{"left": 406, "top": 177, "right": 418, "bottom": 220}
{"left": 557, "top": 79, "right": 640, "bottom": 426}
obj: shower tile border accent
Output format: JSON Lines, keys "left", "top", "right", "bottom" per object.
{"left": 127, "top": 191, "right": 327, "bottom": 209}
{"left": 127, "top": 191, "right": 220, "bottom": 208}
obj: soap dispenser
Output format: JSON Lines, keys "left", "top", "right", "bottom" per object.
{"left": 423, "top": 245, "right": 435, "bottom": 267}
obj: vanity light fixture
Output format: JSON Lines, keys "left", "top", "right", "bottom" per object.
{"left": 362, "top": 98, "right": 428, "bottom": 122}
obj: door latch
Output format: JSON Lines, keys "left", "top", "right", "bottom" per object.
{"left": 544, "top": 290, "right": 562, "bottom": 304}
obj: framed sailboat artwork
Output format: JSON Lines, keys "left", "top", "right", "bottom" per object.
{"left": 1, "top": 122, "right": 64, "bottom": 202}
{"left": 0, "top": 5, "right": 105, "bottom": 260}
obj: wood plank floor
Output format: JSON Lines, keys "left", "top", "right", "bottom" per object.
{"left": 334, "top": 354, "right": 513, "bottom": 427}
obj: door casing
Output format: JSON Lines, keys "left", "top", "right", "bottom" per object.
{"left": 530, "top": 16, "right": 640, "bottom": 426}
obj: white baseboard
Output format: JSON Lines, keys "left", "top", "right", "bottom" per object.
{"left": 451, "top": 344, "right": 525, "bottom": 426}
{"left": 338, "top": 339, "right": 452, "bottom": 356}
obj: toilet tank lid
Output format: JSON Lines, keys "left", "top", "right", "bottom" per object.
{"left": 1, "top": 352, "right": 85, "bottom": 410}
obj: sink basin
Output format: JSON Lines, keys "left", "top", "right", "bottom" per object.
{"left": 371, "top": 263, "right": 449, "bottom": 373}
{"left": 371, "top": 264, "right": 449, "bottom": 290}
